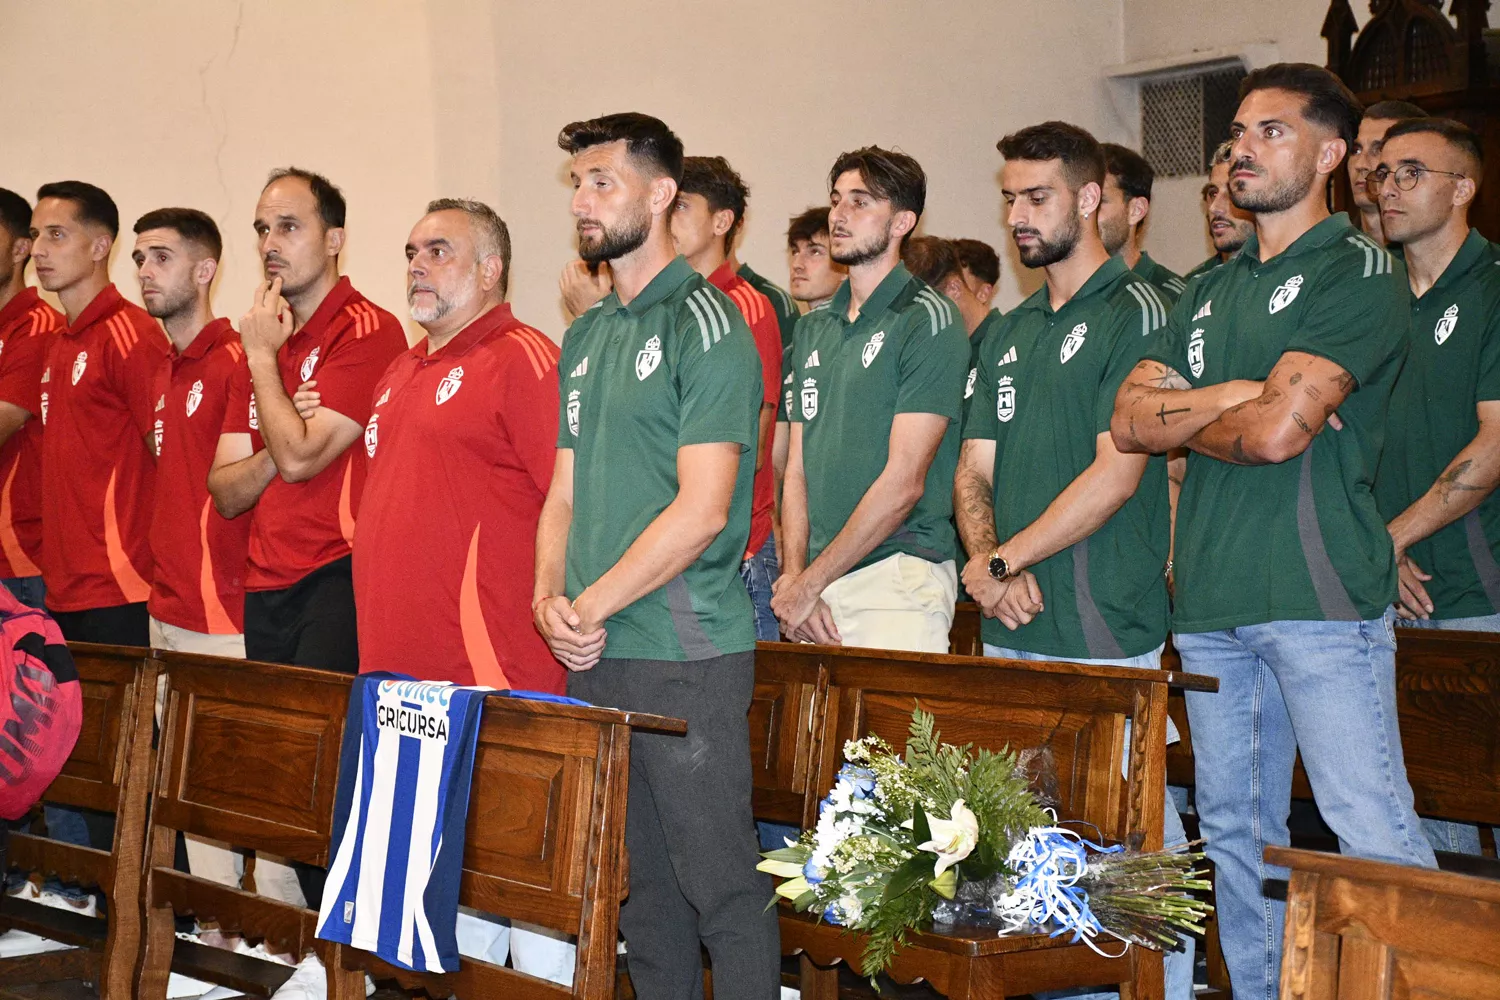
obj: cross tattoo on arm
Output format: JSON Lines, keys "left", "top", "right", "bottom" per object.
{"left": 1157, "top": 402, "right": 1191, "bottom": 425}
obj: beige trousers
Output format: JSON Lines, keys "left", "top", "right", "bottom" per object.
{"left": 820, "top": 553, "right": 957, "bottom": 653}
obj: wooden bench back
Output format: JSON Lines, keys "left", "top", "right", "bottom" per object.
{"left": 756, "top": 643, "right": 1215, "bottom": 851}
{"left": 0, "top": 643, "right": 156, "bottom": 999}
{"left": 140, "top": 652, "right": 684, "bottom": 1000}
{"left": 749, "top": 648, "right": 824, "bottom": 827}
{"left": 1269, "top": 844, "right": 1500, "bottom": 999}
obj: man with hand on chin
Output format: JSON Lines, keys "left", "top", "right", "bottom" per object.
{"left": 533, "top": 112, "right": 777, "bottom": 1000}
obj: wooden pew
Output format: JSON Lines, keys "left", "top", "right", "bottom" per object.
{"left": 755, "top": 642, "right": 1217, "bottom": 1000}
{"left": 1268, "top": 845, "right": 1500, "bottom": 999}
{"left": 749, "top": 645, "right": 825, "bottom": 830}
{"left": 136, "top": 651, "right": 685, "bottom": 1000}
{"left": 0, "top": 643, "right": 157, "bottom": 1000}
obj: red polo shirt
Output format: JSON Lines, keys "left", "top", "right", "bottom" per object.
{"left": 708, "top": 262, "right": 780, "bottom": 559}
{"left": 222, "top": 277, "right": 405, "bottom": 591}
{"left": 0, "top": 288, "right": 60, "bottom": 579}
{"left": 149, "top": 318, "right": 250, "bottom": 634}
{"left": 353, "top": 304, "right": 563, "bottom": 693}
{"left": 41, "top": 284, "right": 169, "bottom": 611}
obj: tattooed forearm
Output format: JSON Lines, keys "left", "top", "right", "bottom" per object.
{"left": 1292, "top": 411, "right": 1312, "bottom": 434}
{"left": 1437, "top": 459, "right": 1487, "bottom": 504}
{"left": 1330, "top": 370, "right": 1355, "bottom": 393}
{"left": 1229, "top": 435, "right": 1251, "bottom": 464}
{"left": 1156, "top": 404, "right": 1191, "bottom": 425}
{"left": 955, "top": 470, "right": 999, "bottom": 554}
{"left": 1288, "top": 372, "right": 1302, "bottom": 385}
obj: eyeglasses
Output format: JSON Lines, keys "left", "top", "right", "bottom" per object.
{"left": 1365, "top": 164, "right": 1468, "bottom": 192}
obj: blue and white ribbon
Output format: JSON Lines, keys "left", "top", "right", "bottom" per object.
{"left": 995, "top": 824, "right": 1129, "bottom": 958}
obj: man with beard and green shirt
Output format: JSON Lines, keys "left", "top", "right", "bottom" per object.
{"left": 1112, "top": 64, "right": 1436, "bottom": 1000}
{"left": 956, "top": 121, "right": 1190, "bottom": 1000}
{"left": 1098, "top": 143, "right": 1188, "bottom": 302}
{"left": 1372, "top": 117, "right": 1500, "bottom": 858}
{"left": 772, "top": 146, "right": 969, "bottom": 652}
{"left": 1185, "top": 142, "right": 1257, "bottom": 282}
{"left": 533, "top": 112, "right": 777, "bottom": 1000}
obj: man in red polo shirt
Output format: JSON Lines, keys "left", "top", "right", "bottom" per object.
{"left": 208, "top": 168, "right": 404, "bottom": 674}
{"left": 353, "top": 198, "right": 563, "bottom": 691}
{"left": 0, "top": 188, "right": 58, "bottom": 610}
{"left": 670, "top": 155, "right": 783, "bottom": 640}
{"left": 131, "top": 208, "right": 249, "bottom": 660}
{"left": 32, "top": 181, "right": 167, "bottom": 646}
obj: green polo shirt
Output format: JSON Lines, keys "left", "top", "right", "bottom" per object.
{"left": 789, "top": 264, "right": 969, "bottom": 571}
{"left": 1183, "top": 254, "right": 1225, "bottom": 282}
{"left": 969, "top": 308, "right": 1002, "bottom": 365}
{"left": 558, "top": 256, "right": 761, "bottom": 660}
{"left": 963, "top": 257, "right": 1170, "bottom": 658}
{"left": 1145, "top": 214, "right": 1409, "bottom": 632}
{"left": 1132, "top": 251, "right": 1187, "bottom": 303}
{"left": 738, "top": 263, "right": 800, "bottom": 381}
{"left": 1375, "top": 230, "right": 1500, "bottom": 619}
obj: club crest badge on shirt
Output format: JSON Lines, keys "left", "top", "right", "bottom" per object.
{"left": 1060, "top": 323, "right": 1086, "bottom": 364}
{"left": 964, "top": 367, "right": 977, "bottom": 399}
{"left": 186, "top": 379, "right": 204, "bottom": 417}
{"left": 1434, "top": 304, "right": 1458, "bottom": 346}
{"left": 996, "top": 375, "right": 1015, "bottom": 423}
{"left": 300, "top": 346, "right": 321, "bottom": 382}
{"left": 1269, "top": 275, "right": 1303, "bottom": 314}
{"left": 566, "top": 389, "right": 580, "bottom": 437}
{"left": 862, "top": 331, "right": 885, "bottom": 368}
{"left": 436, "top": 366, "right": 464, "bottom": 405}
{"left": 39, "top": 367, "right": 49, "bottom": 425}
{"left": 636, "top": 336, "right": 662, "bottom": 381}
{"left": 153, "top": 418, "right": 164, "bottom": 455}
{"left": 248, "top": 392, "right": 259, "bottom": 431}
{"left": 800, "top": 377, "right": 819, "bottom": 420}
{"left": 1188, "top": 328, "right": 1206, "bottom": 378}
{"left": 364, "top": 413, "right": 379, "bottom": 458}
{"left": 71, "top": 351, "right": 88, "bottom": 385}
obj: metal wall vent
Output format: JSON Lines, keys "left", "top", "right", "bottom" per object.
{"left": 1141, "top": 66, "right": 1246, "bottom": 177}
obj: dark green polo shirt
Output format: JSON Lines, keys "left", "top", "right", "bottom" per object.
{"left": 1145, "top": 214, "right": 1409, "bottom": 632}
{"left": 1183, "top": 254, "right": 1225, "bottom": 282}
{"left": 964, "top": 257, "right": 1170, "bottom": 658}
{"left": 788, "top": 264, "right": 969, "bottom": 571}
{"left": 738, "top": 263, "right": 799, "bottom": 382}
{"left": 1375, "top": 230, "right": 1500, "bottom": 618}
{"left": 1133, "top": 251, "right": 1187, "bottom": 303}
{"left": 558, "top": 256, "right": 761, "bottom": 660}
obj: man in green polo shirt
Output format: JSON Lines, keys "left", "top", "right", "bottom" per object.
{"left": 1347, "top": 100, "right": 1428, "bottom": 244}
{"left": 953, "top": 237, "right": 1000, "bottom": 308}
{"left": 772, "top": 147, "right": 969, "bottom": 652}
{"left": 1372, "top": 117, "right": 1499, "bottom": 857}
{"left": 901, "top": 235, "right": 1003, "bottom": 366}
{"left": 1184, "top": 141, "right": 1256, "bottom": 282}
{"left": 1097, "top": 143, "right": 1187, "bottom": 302}
{"left": 532, "top": 112, "right": 777, "bottom": 1000}
{"left": 1111, "top": 64, "right": 1436, "bottom": 1000}
{"left": 957, "top": 121, "right": 1190, "bottom": 1000}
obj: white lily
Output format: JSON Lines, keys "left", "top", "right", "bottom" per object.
{"left": 917, "top": 799, "right": 979, "bottom": 878}
{"left": 756, "top": 858, "right": 805, "bottom": 879}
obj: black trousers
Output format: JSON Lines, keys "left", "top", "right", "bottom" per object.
{"left": 569, "top": 651, "right": 780, "bottom": 1000}
{"left": 49, "top": 601, "right": 149, "bottom": 647}
{"left": 244, "top": 555, "right": 358, "bottom": 674}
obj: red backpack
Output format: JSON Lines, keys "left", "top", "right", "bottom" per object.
{"left": 0, "top": 589, "right": 82, "bottom": 820}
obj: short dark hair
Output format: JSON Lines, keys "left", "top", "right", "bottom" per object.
{"left": 997, "top": 121, "right": 1107, "bottom": 191}
{"left": 0, "top": 188, "right": 31, "bottom": 245}
{"left": 1238, "top": 62, "right": 1363, "bottom": 146}
{"left": 133, "top": 207, "right": 223, "bottom": 260}
{"left": 828, "top": 146, "right": 926, "bottom": 218}
{"left": 1364, "top": 100, "right": 1428, "bottom": 122}
{"left": 952, "top": 238, "right": 1000, "bottom": 286}
{"left": 425, "top": 197, "right": 514, "bottom": 298}
{"left": 264, "top": 167, "right": 346, "bottom": 230}
{"left": 679, "top": 156, "right": 749, "bottom": 248}
{"left": 36, "top": 180, "right": 119, "bottom": 239}
{"left": 786, "top": 206, "right": 830, "bottom": 248}
{"left": 557, "top": 112, "right": 685, "bottom": 184}
{"left": 901, "top": 236, "right": 960, "bottom": 288}
{"left": 1103, "top": 143, "right": 1155, "bottom": 202}
{"left": 1381, "top": 117, "right": 1484, "bottom": 172}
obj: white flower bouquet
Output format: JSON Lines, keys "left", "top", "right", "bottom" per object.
{"left": 757, "top": 707, "right": 1212, "bottom": 979}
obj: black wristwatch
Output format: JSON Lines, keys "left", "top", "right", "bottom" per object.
{"left": 988, "top": 549, "right": 1011, "bottom": 581}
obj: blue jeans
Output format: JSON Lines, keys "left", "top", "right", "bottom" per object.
{"left": 740, "top": 534, "right": 780, "bottom": 643}
{"left": 1396, "top": 613, "right": 1500, "bottom": 856}
{"left": 1177, "top": 608, "right": 1435, "bottom": 1000}
{"left": 984, "top": 643, "right": 1193, "bottom": 1000}
{"left": 1, "top": 576, "right": 45, "bottom": 609}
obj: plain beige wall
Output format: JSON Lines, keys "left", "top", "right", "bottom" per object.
{"left": 3, "top": 0, "right": 1127, "bottom": 335}
{"left": 3, "top": 0, "right": 1366, "bottom": 331}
